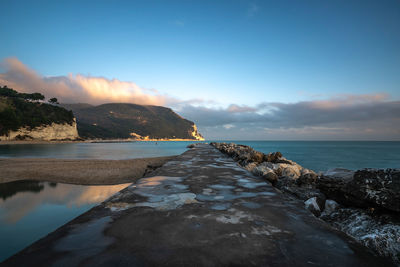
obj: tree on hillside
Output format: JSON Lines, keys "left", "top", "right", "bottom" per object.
{"left": 27, "top": 93, "right": 45, "bottom": 101}
{"left": 0, "top": 86, "right": 19, "bottom": 97}
{"left": 48, "top": 98, "right": 59, "bottom": 104}
{"left": 0, "top": 107, "right": 20, "bottom": 134}
{"left": 0, "top": 86, "right": 44, "bottom": 101}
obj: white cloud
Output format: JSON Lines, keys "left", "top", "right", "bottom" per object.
{"left": 0, "top": 57, "right": 174, "bottom": 106}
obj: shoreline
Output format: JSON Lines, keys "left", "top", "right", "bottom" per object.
{"left": 0, "top": 139, "right": 205, "bottom": 145}
{"left": 0, "top": 156, "right": 176, "bottom": 185}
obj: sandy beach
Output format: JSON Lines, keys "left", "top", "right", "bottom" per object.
{"left": 0, "top": 140, "right": 87, "bottom": 145}
{"left": 0, "top": 156, "right": 175, "bottom": 185}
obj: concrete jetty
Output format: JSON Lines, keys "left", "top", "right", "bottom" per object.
{"left": 2, "top": 144, "right": 393, "bottom": 266}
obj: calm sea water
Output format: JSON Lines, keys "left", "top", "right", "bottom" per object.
{"left": 1, "top": 141, "right": 399, "bottom": 261}
{"left": 0, "top": 141, "right": 399, "bottom": 171}
{"left": 235, "top": 141, "right": 400, "bottom": 172}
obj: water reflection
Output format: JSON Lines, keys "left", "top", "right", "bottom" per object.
{"left": 0, "top": 181, "right": 130, "bottom": 224}
{"left": 0, "top": 180, "right": 45, "bottom": 201}
{"left": 0, "top": 180, "right": 130, "bottom": 261}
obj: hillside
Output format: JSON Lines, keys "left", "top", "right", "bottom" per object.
{"left": 63, "top": 103, "right": 204, "bottom": 140}
{"left": 0, "top": 86, "right": 76, "bottom": 139}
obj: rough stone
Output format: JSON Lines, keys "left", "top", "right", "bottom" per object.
{"left": 263, "top": 152, "right": 283, "bottom": 163}
{"left": 297, "top": 169, "right": 318, "bottom": 185}
{"left": 250, "top": 165, "right": 278, "bottom": 185}
{"left": 305, "top": 197, "right": 322, "bottom": 216}
{"left": 321, "top": 207, "right": 400, "bottom": 265}
{"left": 263, "top": 171, "right": 279, "bottom": 185}
{"left": 278, "top": 163, "right": 302, "bottom": 179}
{"left": 244, "top": 162, "right": 258, "bottom": 172}
{"left": 250, "top": 151, "right": 264, "bottom": 163}
{"left": 318, "top": 168, "right": 400, "bottom": 212}
{"left": 322, "top": 200, "right": 340, "bottom": 216}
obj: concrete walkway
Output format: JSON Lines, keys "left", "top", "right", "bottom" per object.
{"left": 2, "top": 144, "right": 393, "bottom": 266}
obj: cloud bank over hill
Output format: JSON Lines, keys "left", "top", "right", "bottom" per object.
{"left": 0, "top": 57, "right": 174, "bottom": 106}
{"left": 1, "top": 58, "right": 399, "bottom": 140}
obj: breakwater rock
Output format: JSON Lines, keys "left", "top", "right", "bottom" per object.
{"left": 321, "top": 207, "right": 400, "bottom": 263}
{"left": 210, "top": 142, "right": 400, "bottom": 265}
{"left": 319, "top": 168, "right": 400, "bottom": 212}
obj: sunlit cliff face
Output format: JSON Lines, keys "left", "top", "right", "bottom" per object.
{"left": 0, "top": 182, "right": 130, "bottom": 223}
{"left": 190, "top": 124, "right": 205, "bottom": 141}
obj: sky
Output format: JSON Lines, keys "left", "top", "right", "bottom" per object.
{"left": 0, "top": 0, "right": 399, "bottom": 140}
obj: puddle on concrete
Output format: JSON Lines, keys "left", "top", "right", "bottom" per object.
{"left": 108, "top": 176, "right": 198, "bottom": 211}
{"left": 237, "top": 178, "right": 268, "bottom": 189}
{"left": 209, "top": 184, "right": 236, "bottom": 190}
{"left": 210, "top": 203, "right": 232, "bottom": 211}
{"left": 241, "top": 201, "right": 263, "bottom": 209}
{"left": 196, "top": 188, "right": 275, "bottom": 202}
{"left": 134, "top": 192, "right": 198, "bottom": 210}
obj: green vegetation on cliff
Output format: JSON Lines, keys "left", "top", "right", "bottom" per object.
{"left": 63, "top": 103, "right": 203, "bottom": 140}
{"left": 0, "top": 86, "right": 75, "bottom": 135}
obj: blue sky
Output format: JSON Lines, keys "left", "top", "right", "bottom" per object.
{"left": 0, "top": 0, "right": 399, "bottom": 140}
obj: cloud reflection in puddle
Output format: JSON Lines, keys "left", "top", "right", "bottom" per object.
{"left": 0, "top": 181, "right": 130, "bottom": 224}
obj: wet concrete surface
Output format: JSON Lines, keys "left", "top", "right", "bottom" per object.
{"left": 2, "top": 144, "right": 394, "bottom": 266}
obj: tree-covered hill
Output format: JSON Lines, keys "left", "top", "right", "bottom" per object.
{"left": 0, "top": 86, "right": 75, "bottom": 136}
{"left": 63, "top": 103, "right": 204, "bottom": 140}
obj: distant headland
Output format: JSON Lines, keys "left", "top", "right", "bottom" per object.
{"left": 0, "top": 86, "right": 204, "bottom": 142}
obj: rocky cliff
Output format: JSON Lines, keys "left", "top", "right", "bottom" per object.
{"left": 0, "top": 86, "right": 78, "bottom": 141}
{"left": 0, "top": 119, "right": 79, "bottom": 141}
{"left": 190, "top": 124, "right": 204, "bottom": 141}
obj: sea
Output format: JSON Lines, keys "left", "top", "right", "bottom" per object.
{"left": 1, "top": 141, "right": 399, "bottom": 261}
{"left": 1, "top": 141, "right": 399, "bottom": 171}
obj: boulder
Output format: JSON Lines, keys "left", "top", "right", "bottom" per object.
{"left": 318, "top": 168, "right": 400, "bottom": 212}
{"left": 275, "top": 177, "right": 326, "bottom": 203}
{"left": 251, "top": 165, "right": 266, "bottom": 176}
{"left": 324, "top": 168, "right": 355, "bottom": 179}
{"left": 322, "top": 199, "right": 340, "bottom": 216}
{"left": 278, "top": 163, "right": 302, "bottom": 179}
{"left": 321, "top": 207, "right": 400, "bottom": 264}
{"left": 264, "top": 171, "right": 279, "bottom": 185}
{"left": 250, "top": 151, "right": 264, "bottom": 163}
{"left": 305, "top": 197, "right": 322, "bottom": 216}
{"left": 296, "top": 168, "right": 318, "bottom": 185}
{"left": 250, "top": 165, "right": 278, "bottom": 184}
{"left": 263, "top": 152, "right": 282, "bottom": 163}
{"left": 244, "top": 162, "right": 257, "bottom": 172}
{"left": 350, "top": 169, "right": 400, "bottom": 212}
{"left": 317, "top": 168, "right": 354, "bottom": 204}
